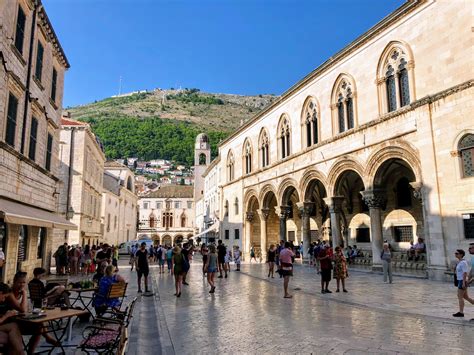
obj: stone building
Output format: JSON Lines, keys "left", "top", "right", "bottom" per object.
{"left": 207, "top": 0, "right": 473, "bottom": 280}
{"left": 56, "top": 116, "right": 105, "bottom": 246}
{"left": 101, "top": 161, "right": 138, "bottom": 246}
{"left": 138, "top": 185, "right": 195, "bottom": 246}
{"left": 0, "top": 0, "right": 75, "bottom": 282}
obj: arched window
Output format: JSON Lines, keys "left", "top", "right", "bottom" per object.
{"left": 259, "top": 128, "right": 270, "bottom": 168}
{"left": 234, "top": 197, "right": 239, "bottom": 215}
{"left": 377, "top": 42, "right": 414, "bottom": 114}
{"left": 396, "top": 177, "right": 412, "bottom": 208}
{"left": 243, "top": 139, "right": 252, "bottom": 174}
{"left": 332, "top": 76, "right": 356, "bottom": 134}
{"left": 180, "top": 214, "right": 186, "bottom": 227}
{"left": 199, "top": 153, "right": 206, "bottom": 165}
{"left": 278, "top": 115, "right": 291, "bottom": 159}
{"left": 126, "top": 176, "right": 133, "bottom": 191}
{"left": 224, "top": 200, "right": 229, "bottom": 217}
{"left": 459, "top": 134, "right": 474, "bottom": 178}
{"left": 302, "top": 98, "right": 319, "bottom": 148}
{"left": 149, "top": 214, "right": 156, "bottom": 228}
{"left": 227, "top": 151, "right": 235, "bottom": 182}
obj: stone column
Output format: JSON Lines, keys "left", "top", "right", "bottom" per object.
{"left": 297, "top": 202, "right": 313, "bottom": 264}
{"left": 275, "top": 206, "right": 291, "bottom": 242}
{"left": 258, "top": 208, "right": 270, "bottom": 259}
{"left": 244, "top": 211, "right": 254, "bottom": 259}
{"left": 361, "top": 189, "right": 387, "bottom": 271}
{"left": 323, "top": 196, "right": 345, "bottom": 248}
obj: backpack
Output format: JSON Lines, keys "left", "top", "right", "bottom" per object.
{"left": 156, "top": 248, "right": 163, "bottom": 259}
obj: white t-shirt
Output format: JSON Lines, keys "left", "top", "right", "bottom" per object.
{"left": 456, "top": 259, "right": 469, "bottom": 280}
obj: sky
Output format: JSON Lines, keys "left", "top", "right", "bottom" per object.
{"left": 43, "top": 0, "right": 404, "bottom": 108}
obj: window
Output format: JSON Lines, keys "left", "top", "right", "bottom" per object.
{"left": 234, "top": 198, "right": 239, "bottom": 215}
{"left": 224, "top": 200, "right": 229, "bottom": 217}
{"left": 174, "top": 201, "right": 181, "bottom": 209}
{"left": 227, "top": 151, "right": 235, "bottom": 182}
{"left": 278, "top": 115, "right": 291, "bottom": 159}
{"left": 463, "top": 214, "right": 474, "bottom": 239}
{"left": 187, "top": 201, "right": 192, "bottom": 209}
{"left": 37, "top": 227, "right": 46, "bottom": 259}
{"left": 244, "top": 140, "right": 252, "bottom": 174}
{"left": 302, "top": 98, "right": 319, "bottom": 147}
{"left": 45, "top": 133, "right": 53, "bottom": 171}
{"left": 259, "top": 129, "right": 270, "bottom": 168}
{"left": 332, "top": 77, "right": 355, "bottom": 133}
{"left": 288, "top": 231, "right": 295, "bottom": 241}
{"left": 35, "top": 41, "right": 44, "bottom": 82}
{"left": 107, "top": 214, "right": 111, "bottom": 232}
{"left": 180, "top": 214, "right": 186, "bottom": 227}
{"left": 234, "top": 229, "right": 240, "bottom": 240}
{"left": 5, "top": 93, "right": 19, "bottom": 147}
{"left": 459, "top": 134, "right": 474, "bottom": 178}
{"left": 143, "top": 202, "right": 149, "bottom": 210}
{"left": 156, "top": 202, "right": 162, "bottom": 209}
{"left": 18, "top": 225, "right": 28, "bottom": 267}
{"left": 356, "top": 228, "right": 370, "bottom": 243}
{"left": 162, "top": 212, "right": 173, "bottom": 228}
{"left": 149, "top": 215, "right": 156, "bottom": 228}
{"left": 377, "top": 43, "right": 414, "bottom": 114}
{"left": 114, "top": 216, "right": 117, "bottom": 229}
{"left": 225, "top": 230, "right": 230, "bottom": 240}
{"left": 396, "top": 178, "right": 412, "bottom": 208}
{"left": 28, "top": 117, "right": 38, "bottom": 161}
{"left": 0, "top": 220, "right": 7, "bottom": 272}
{"left": 14, "top": 6, "right": 26, "bottom": 54}
{"left": 393, "top": 226, "right": 413, "bottom": 243}
{"left": 51, "top": 68, "right": 57, "bottom": 102}
{"left": 199, "top": 153, "right": 206, "bottom": 165}
{"left": 126, "top": 176, "right": 133, "bottom": 191}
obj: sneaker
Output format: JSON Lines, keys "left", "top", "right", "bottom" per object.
{"left": 325, "top": 289, "right": 332, "bottom": 294}
{"left": 336, "top": 289, "right": 340, "bottom": 293}
{"left": 452, "top": 312, "right": 464, "bottom": 317}
{"left": 321, "top": 290, "right": 326, "bottom": 294}
{"left": 343, "top": 289, "right": 348, "bottom": 293}
{"left": 218, "top": 275, "right": 223, "bottom": 279}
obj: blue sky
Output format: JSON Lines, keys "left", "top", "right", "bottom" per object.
{"left": 43, "top": 0, "right": 404, "bottom": 107}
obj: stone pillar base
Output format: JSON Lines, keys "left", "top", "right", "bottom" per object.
{"left": 372, "top": 264, "right": 383, "bottom": 272}
{"left": 427, "top": 266, "right": 450, "bottom": 281}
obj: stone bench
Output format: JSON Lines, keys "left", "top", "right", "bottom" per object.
{"left": 350, "top": 251, "right": 427, "bottom": 270}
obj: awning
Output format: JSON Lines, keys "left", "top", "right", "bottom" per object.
{"left": 0, "top": 198, "right": 77, "bottom": 230}
{"left": 193, "top": 223, "right": 219, "bottom": 239}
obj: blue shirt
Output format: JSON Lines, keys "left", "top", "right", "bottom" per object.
{"left": 93, "top": 275, "right": 121, "bottom": 309}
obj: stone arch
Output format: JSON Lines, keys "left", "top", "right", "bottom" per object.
{"left": 327, "top": 157, "right": 366, "bottom": 196}
{"left": 376, "top": 40, "right": 415, "bottom": 79}
{"left": 300, "top": 168, "right": 328, "bottom": 201}
{"left": 277, "top": 178, "right": 300, "bottom": 206}
{"left": 151, "top": 234, "right": 160, "bottom": 244}
{"left": 259, "top": 184, "right": 278, "bottom": 209}
{"left": 162, "top": 235, "right": 172, "bottom": 246}
{"left": 365, "top": 141, "right": 422, "bottom": 188}
{"left": 174, "top": 235, "right": 184, "bottom": 244}
{"left": 330, "top": 73, "right": 359, "bottom": 134}
{"left": 244, "top": 189, "right": 259, "bottom": 211}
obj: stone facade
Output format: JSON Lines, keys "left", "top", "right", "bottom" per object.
{"left": 0, "top": 0, "right": 71, "bottom": 282}
{"left": 56, "top": 116, "right": 106, "bottom": 247}
{"left": 204, "top": 0, "right": 473, "bottom": 280}
{"left": 138, "top": 185, "right": 195, "bottom": 246}
{"left": 101, "top": 161, "right": 138, "bottom": 246}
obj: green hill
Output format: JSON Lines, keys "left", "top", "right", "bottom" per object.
{"left": 67, "top": 89, "right": 276, "bottom": 165}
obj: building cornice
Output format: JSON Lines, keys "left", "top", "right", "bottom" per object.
{"left": 218, "top": 0, "right": 427, "bottom": 148}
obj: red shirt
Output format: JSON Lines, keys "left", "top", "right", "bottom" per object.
{"left": 318, "top": 249, "right": 332, "bottom": 269}
{"left": 279, "top": 248, "right": 294, "bottom": 264}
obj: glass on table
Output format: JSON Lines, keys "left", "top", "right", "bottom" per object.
{"left": 42, "top": 298, "right": 48, "bottom": 311}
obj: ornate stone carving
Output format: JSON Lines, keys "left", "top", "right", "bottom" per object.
{"left": 450, "top": 150, "right": 460, "bottom": 157}
{"left": 245, "top": 211, "right": 254, "bottom": 222}
{"left": 323, "top": 196, "right": 345, "bottom": 214}
{"left": 276, "top": 206, "right": 291, "bottom": 220}
{"left": 297, "top": 202, "right": 313, "bottom": 218}
{"left": 409, "top": 181, "right": 424, "bottom": 201}
{"left": 361, "top": 189, "right": 387, "bottom": 209}
{"left": 259, "top": 208, "right": 270, "bottom": 221}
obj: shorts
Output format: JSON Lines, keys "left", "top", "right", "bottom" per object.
{"left": 208, "top": 267, "right": 217, "bottom": 273}
{"left": 218, "top": 256, "right": 225, "bottom": 264}
{"left": 457, "top": 280, "right": 465, "bottom": 289}
{"left": 321, "top": 269, "right": 332, "bottom": 282}
{"left": 159, "top": 259, "right": 165, "bottom": 266}
{"left": 137, "top": 267, "right": 149, "bottom": 278}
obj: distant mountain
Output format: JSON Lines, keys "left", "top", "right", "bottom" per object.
{"left": 67, "top": 89, "right": 277, "bottom": 165}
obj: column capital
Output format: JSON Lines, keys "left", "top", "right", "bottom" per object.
{"left": 409, "top": 181, "right": 424, "bottom": 202}
{"left": 323, "top": 196, "right": 345, "bottom": 213}
{"left": 258, "top": 208, "right": 270, "bottom": 221}
{"left": 275, "top": 205, "right": 291, "bottom": 220}
{"left": 245, "top": 211, "right": 254, "bottom": 222}
{"left": 296, "top": 202, "right": 313, "bottom": 217}
{"left": 361, "top": 189, "right": 387, "bottom": 209}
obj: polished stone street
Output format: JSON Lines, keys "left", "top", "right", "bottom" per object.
{"left": 124, "top": 259, "right": 473, "bottom": 355}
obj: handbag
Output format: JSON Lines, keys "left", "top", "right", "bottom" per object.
{"left": 453, "top": 273, "right": 458, "bottom": 287}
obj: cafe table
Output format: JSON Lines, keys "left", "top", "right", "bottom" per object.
{"left": 16, "top": 307, "right": 88, "bottom": 354}
{"left": 70, "top": 287, "right": 98, "bottom": 318}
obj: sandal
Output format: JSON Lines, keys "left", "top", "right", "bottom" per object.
{"left": 284, "top": 295, "right": 293, "bottom": 298}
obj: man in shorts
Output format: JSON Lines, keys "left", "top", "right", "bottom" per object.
{"left": 217, "top": 240, "right": 227, "bottom": 278}
{"left": 135, "top": 242, "right": 150, "bottom": 293}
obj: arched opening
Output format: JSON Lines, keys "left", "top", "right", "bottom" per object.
{"left": 162, "top": 235, "right": 172, "bottom": 247}
{"left": 304, "top": 179, "right": 329, "bottom": 242}
{"left": 246, "top": 196, "right": 261, "bottom": 254}
{"left": 180, "top": 214, "right": 187, "bottom": 228}
{"left": 261, "top": 190, "right": 279, "bottom": 251}
{"left": 174, "top": 235, "right": 184, "bottom": 245}
{"left": 151, "top": 234, "right": 160, "bottom": 245}
{"left": 127, "top": 176, "right": 133, "bottom": 191}
{"left": 331, "top": 74, "right": 358, "bottom": 134}
{"left": 277, "top": 115, "right": 291, "bottom": 159}
{"left": 149, "top": 214, "right": 156, "bottom": 228}
{"left": 280, "top": 185, "right": 300, "bottom": 245}
{"left": 458, "top": 134, "right": 474, "bottom": 178}
{"left": 199, "top": 153, "right": 207, "bottom": 165}
{"left": 259, "top": 128, "right": 270, "bottom": 168}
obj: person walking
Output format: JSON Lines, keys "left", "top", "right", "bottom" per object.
{"left": 279, "top": 242, "right": 295, "bottom": 298}
{"left": 181, "top": 243, "right": 191, "bottom": 285}
{"left": 381, "top": 243, "right": 393, "bottom": 284}
{"left": 318, "top": 244, "right": 332, "bottom": 293}
{"left": 204, "top": 245, "right": 218, "bottom": 293}
{"left": 201, "top": 244, "right": 209, "bottom": 276}
{"left": 171, "top": 246, "right": 185, "bottom": 297}
{"left": 129, "top": 243, "right": 138, "bottom": 271}
{"left": 225, "top": 249, "right": 232, "bottom": 272}
{"left": 267, "top": 244, "right": 276, "bottom": 278}
{"left": 217, "top": 240, "right": 227, "bottom": 278}
{"left": 453, "top": 249, "right": 474, "bottom": 317}
{"left": 333, "top": 246, "right": 348, "bottom": 292}
{"left": 233, "top": 246, "right": 241, "bottom": 271}
{"left": 156, "top": 245, "right": 165, "bottom": 274}
{"left": 166, "top": 246, "right": 173, "bottom": 274}
{"left": 249, "top": 245, "right": 257, "bottom": 263}
{"left": 135, "top": 242, "right": 150, "bottom": 293}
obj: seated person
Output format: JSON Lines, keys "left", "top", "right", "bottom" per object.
{"left": 92, "top": 263, "right": 107, "bottom": 285}
{"left": 351, "top": 245, "right": 362, "bottom": 259}
{"left": 28, "top": 268, "right": 71, "bottom": 308}
{"left": 407, "top": 241, "right": 416, "bottom": 260}
{"left": 414, "top": 237, "right": 426, "bottom": 260}
{"left": 93, "top": 265, "right": 125, "bottom": 316}
{"left": 8, "top": 272, "right": 59, "bottom": 353}
{"left": 345, "top": 246, "right": 353, "bottom": 263}
{"left": 0, "top": 282, "right": 25, "bottom": 355}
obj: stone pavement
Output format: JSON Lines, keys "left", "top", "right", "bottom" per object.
{"left": 131, "top": 259, "right": 473, "bottom": 355}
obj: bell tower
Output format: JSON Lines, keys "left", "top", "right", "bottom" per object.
{"left": 194, "top": 133, "right": 211, "bottom": 200}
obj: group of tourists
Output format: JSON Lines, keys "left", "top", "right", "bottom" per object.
{"left": 53, "top": 243, "right": 120, "bottom": 276}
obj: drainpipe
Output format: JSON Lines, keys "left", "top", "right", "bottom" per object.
{"left": 20, "top": 2, "right": 38, "bottom": 154}
{"left": 64, "top": 128, "right": 75, "bottom": 242}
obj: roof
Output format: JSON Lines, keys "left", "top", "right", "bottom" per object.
{"left": 218, "top": 0, "right": 424, "bottom": 148}
{"left": 104, "top": 160, "right": 127, "bottom": 168}
{"left": 103, "top": 172, "right": 120, "bottom": 196}
{"left": 143, "top": 185, "right": 193, "bottom": 198}
{"left": 60, "top": 117, "right": 87, "bottom": 126}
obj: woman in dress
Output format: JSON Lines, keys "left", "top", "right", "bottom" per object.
{"left": 93, "top": 265, "right": 125, "bottom": 315}
{"left": 333, "top": 246, "right": 348, "bottom": 292}
{"left": 201, "top": 244, "right": 209, "bottom": 276}
{"left": 267, "top": 244, "right": 276, "bottom": 278}
{"left": 250, "top": 245, "right": 257, "bottom": 263}
{"left": 204, "top": 245, "right": 218, "bottom": 293}
{"left": 233, "top": 246, "right": 241, "bottom": 271}
{"left": 224, "top": 249, "right": 232, "bottom": 273}
{"left": 171, "top": 246, "right": 185, "bottom": 297}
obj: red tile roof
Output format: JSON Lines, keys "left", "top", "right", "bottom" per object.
{"left": 60, "top": 117, "right": 87, "bottom": 126}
